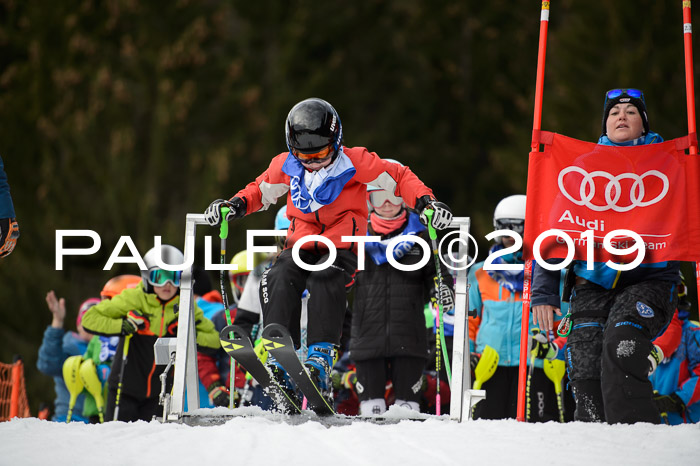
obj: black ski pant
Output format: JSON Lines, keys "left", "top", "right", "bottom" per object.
{"left": 566, "top": 280, "right": 676, "bottom": 424}
{"left": 354, "top": 356, "right": 426, "bottom": 403}
{"left": 260, "top": 248, "right": 356, "bottom": 348}
{"left": 472, "top": 365, "right": 562, "bottom": 422}
{"left": 105, "top": 389, "right": 160, "bottom": 422}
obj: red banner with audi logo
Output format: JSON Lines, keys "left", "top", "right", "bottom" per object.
{"left": 524, "top": 131, "right": 700, "bottom": 263}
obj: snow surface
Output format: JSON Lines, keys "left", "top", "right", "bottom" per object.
{"left": 2, "top": 405, "right": 699, "bottom": 466}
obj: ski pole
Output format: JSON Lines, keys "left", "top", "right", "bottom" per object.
{"left": 525, "top": 348, "right": 536, "bottom": 422}
{"left": 240, "top": 323, "right": 261, "bottom": 407}
{"left": 545, "top": 329, "right": 565, "bottom": 422}
{"left": 219, "top": 206, "right": 236, "bottom": 409}
{"left": 113, "top": 334, "right": 131, "bottom": 421}
{"left": 434, "top": 307, "right": 442, "bottom": 416}
{"left": 423, "top": 209, "right": 451, "bottom": 385}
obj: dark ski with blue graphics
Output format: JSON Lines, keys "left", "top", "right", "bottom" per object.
{"left": 261, "top": 324, "right": 336, "bottom": 416}
{"left": 219, "top": 325, "right": 301, "bottom": 414}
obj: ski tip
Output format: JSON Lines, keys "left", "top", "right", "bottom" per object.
{"left": 219, "top": 324, "right": 249, "bottom": 341}
{"left": 261, "top": 323, "right": 290, "bottom": 339}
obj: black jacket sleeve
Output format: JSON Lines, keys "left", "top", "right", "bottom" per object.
{"left": 531, "top": 262, "right": 562, "bottom": 308}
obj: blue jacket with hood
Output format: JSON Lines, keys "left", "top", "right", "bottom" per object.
{"left": 36, "top": 327, "right": 90, "bottom": 422}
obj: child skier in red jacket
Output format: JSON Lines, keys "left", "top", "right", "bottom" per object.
{"left": 204, "top": 98, "right": 452, "bottom": 409}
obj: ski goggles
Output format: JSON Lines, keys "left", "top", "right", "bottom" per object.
{"left": 291, "top": 145, "right": 334, "bottom": 164}
{"left": 495, "top": 218, "right": 525, "bottom": 235}
{"left": 147, "top": 268, "right": 182, "bottom": 287}
{"left": 229, "top": 271, "right": 250, "bottom": 293}
{"left": 369, "top": 189, "right": 403, "bottom": 208}
{"left": 604, "top": 88, "right": 645, "bottom": 106}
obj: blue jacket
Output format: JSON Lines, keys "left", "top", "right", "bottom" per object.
{"left": 36, "top": 327, "right": 89, "bottom": 422}
{"left": 469, "top": 261, "right": 567, "bottom": 367}
{"left": 0, "top": 156, "right": 15, "bottom": 218}
{"left": 649, "top": 319, "right": 700, "bottom": 425}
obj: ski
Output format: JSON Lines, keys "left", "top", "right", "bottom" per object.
{"left": 219, "top": 325, "right": 302, "bottom": 414}
{"left": 261, "top": 323, "right": 336, "bottom": 416}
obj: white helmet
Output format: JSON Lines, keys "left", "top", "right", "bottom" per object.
{"left": 493, "top": 195, "right": 526, "bottom": 224}
{"left": 493, "top": 195, "right": 526, "bottom": 242}
{"left": 141, "top": 244, "right": 185, "bottom": 289}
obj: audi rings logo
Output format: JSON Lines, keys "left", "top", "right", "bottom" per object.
{"left": 557, "top": 167, "right": 669, "bottom": 212}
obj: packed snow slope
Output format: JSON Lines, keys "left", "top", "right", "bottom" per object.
{"left": 1, "top": 406, "right": 698, "bottom": 466}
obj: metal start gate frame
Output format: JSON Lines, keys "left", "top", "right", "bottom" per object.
{"left": 159, "top": 214, "right": 484, "bottom": 423}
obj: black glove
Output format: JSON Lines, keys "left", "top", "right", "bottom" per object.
{"left": 416, "top": 195, "right": 452, "bottom": 230}
{"left": 121, "top": 310, "right": 147, "bottom": 335}
{"left": 0, "top": 217, "right": 19, "bottom": 258}
{"left": 207, "top": 380, "right": 230, "bottom": 407}
{"left": 438, "top": 282, "right": 455, "bottom": 312}
{"left": 653, "top": 392, "right": 685, "bottom": 414}
{"left": 204, "top": 197, "right": 246, "bottom": 226}
{"left": 331, "top": 369, "right": 357, "bottom": 390}
{"left": 530, "top": 329, "right": 559, "bottom": 360}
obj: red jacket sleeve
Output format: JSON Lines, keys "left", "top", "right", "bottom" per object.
{"left": 347, "top": 147, "right": 434, "bottom": 208}
{"left": 233, "top": 153, "right": 291, "bottom": 215}
{"left": 652, "top": 309, "right": 682, "bottom": 357}
{"left": 197, "top": 351, "right": 221, "bottom": 389}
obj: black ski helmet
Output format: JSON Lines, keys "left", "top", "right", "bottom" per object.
{"left": 285, "top": 98, "right": 342, "bottom": 156}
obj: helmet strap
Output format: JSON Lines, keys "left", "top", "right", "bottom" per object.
{"left": 329, "top": 145, "right": 341, "bottom": 165}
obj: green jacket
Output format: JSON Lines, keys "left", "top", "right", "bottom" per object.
{"left": 82, "top": 285, "right": 219, "bottom": 399}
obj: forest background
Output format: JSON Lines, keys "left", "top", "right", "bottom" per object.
{"left": 1, "top": 0, "right": 698, "bottom": 414}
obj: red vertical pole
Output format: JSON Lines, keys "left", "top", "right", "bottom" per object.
{"left": 530, "top": 1, "right": 550, "bottom": 153}
{"left": 517, "top": 0, "right": 551, "bottom": 423}
{"left": 682, "top": 1, "right": 700, "bottom": 320}
{"left": 683, "top": 1, "right": 697, "bottom": 151}
{"left": 9, "top": 359, "right": 23, "bottom": 419}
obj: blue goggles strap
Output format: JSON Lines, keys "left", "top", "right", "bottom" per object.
{"left": 147, "top": 268, "right": 182, "bottom": 287}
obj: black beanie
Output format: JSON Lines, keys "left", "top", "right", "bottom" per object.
{"left": 602, "top": 92, "right": 649, "bottom": 136}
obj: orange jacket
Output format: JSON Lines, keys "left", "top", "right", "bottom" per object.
{"left": 234, "top": 147, "right": 434, "bottom": 253}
